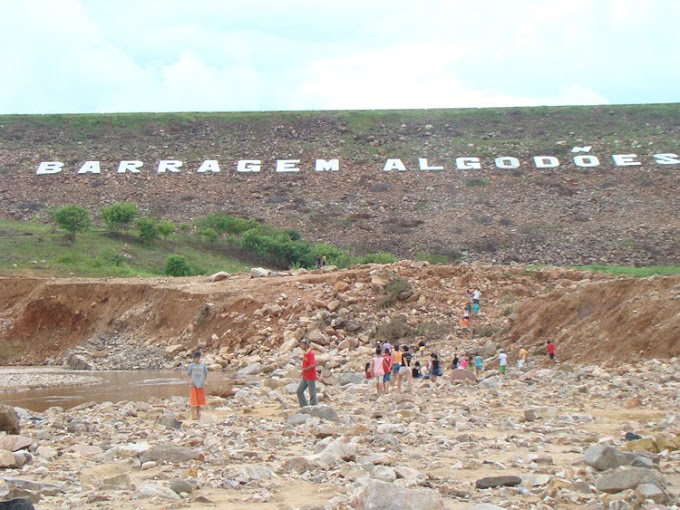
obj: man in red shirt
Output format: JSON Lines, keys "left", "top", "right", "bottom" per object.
{"left": 546, "top": 340, "right": 556, "bottom": 362}
{"left": 297, "top": 339, "right": 318, "bottom": 407}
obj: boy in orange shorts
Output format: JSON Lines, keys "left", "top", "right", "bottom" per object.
{"left": 187, "top": 351, "right": 208, "bottom": 420}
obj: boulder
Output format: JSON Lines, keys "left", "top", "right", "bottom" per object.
{"left": 237, "top": 362, "right": 263, "bottom": 376}
{"left": 170, "top": 478, "right": 194, "bottom": 495}
{"left": 0, "top": 499, "right": 35, "bottom": 510}
{"left": 0, "top": 406, "right": 21, "bottom": 435}
{"left": 290, "top": 436, "right": 356, "bottom": 471}
{"left": 165, "top": 344, "right": 184, "bottom": 356}
{"left": 523, "top": 407, "right": 558, "bottom": 422}
{"left": 0, "top": 450, "right": 18, "bottom": 469}
{"left": 208, "top": 271, "right": 230, "bottom": 282}
{"left": 250, "top": 267, "right": 270, "bottom": 278}
{"left": 584, "top": 445, "right": 653, "bottom": 471}
{"left": 80, "top": 464, "right": 133, "bottom": 490}
{"left": 0, "top": 437, "right": 32, "bottom": 453}
{"left": 356, "top": 480, "right": 445, "bottom": 509}
{"left": 137, "top": 484, "right": 181, "bottom": 500}
{"left": 449, "top": 369, "right": 477, "bottom": 383}
{"left": 140, "top": 444, "right": 201, "bottom": 464}
{"left": 595, "top": 467, "right": 664, "bottom": 494}
{"left": 376, "top": 423, "right": 407, "bottom": 435}
{"left": 334, "top": 281, "right": 351, "bottom": 292}
{"left": 635, "top": 483, "right": 668, "bottom": 504}
{"left": 476, "top": 475, "right": 523, "bottom": 489}
{"left": 64, "top": 354, "right": 92, "bottom": 370}
{"left": 471, "top": 505, "right": 506, "bottom": 510}
{"left": 298, "top": 405, "right": 338, "bottom": 422}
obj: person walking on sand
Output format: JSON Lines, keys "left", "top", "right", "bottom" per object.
{"left": 187, "top": 351, "right": 208, "bottom": 421}
{"left": 498, "top": 349, "right": 508, "bottom": 376}
{"left": 297, "top": 339, "right": 318, "bottom": 407}
{"left": 546, "top": 340, "right": 556, "bottom": 362}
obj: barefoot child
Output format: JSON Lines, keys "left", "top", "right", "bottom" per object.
{"left": 187, "top": 351, "right": 208, "bottom": 420}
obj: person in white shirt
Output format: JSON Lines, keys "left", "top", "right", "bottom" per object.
{"left": 473, "top": 288, "right": 481, "bottom": 304}
{"left": 498, "top": 349, "right": 508, "bottom": 375}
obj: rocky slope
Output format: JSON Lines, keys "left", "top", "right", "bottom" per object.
{"left": 1, "top": 106, "right": 679, "bottom": 265}
{"left": 1, "top": 263, "right": 678, "bottom": 371}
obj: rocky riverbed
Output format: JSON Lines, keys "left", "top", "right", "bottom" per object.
{"left": 1, "top": 356, "right": 678, "bottom": 509}
{"left": 0, "top": 367, "right": 101, "bottom": 392}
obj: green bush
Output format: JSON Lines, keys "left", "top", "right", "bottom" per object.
{"left": 197, "top": 227, "right": 218, "bottom": 243}
{"left": 196, "top": 213, "right": 259, "bottom": 236}
{"left": 157, "top": 220, "right": 176, "bottom": 240}
{"left": 380, "top": 276, "right": 413, "bottom": 308}
{"left": 164, "top": 255, "right": 193, "bottom": 277}
{"left": 52, "top": 205, "right": 90, "bottom": 241}
{"left": 136, "top": 217, "right": 158, "bottom": 244}
{"left": 359, "top": 252, "right": 398, "bottom": 264}
{"left": 240, "top": 228, "right": 315, "bottom": 269}
{"left": 415, "top": 251, "right": 449, "bottom": 265}
{"left": 101, "top": 203, "right": 137, "bottom": 232}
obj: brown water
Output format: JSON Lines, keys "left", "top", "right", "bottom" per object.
{"left": 0, "top": 369, "right": 233, "bottom": 412}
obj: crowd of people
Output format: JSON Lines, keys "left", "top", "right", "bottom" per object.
{"left": 186, "top": 288, "right": 560, "bottom": 415}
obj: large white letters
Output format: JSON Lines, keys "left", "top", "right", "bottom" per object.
{"left": 197, "top": 160, "right": 221, "bottom": 173}
{"left": 612, "top": 154, "right": 640, "bottom": 166}
{"left": 573, "top": 155, "right": 600, "bottom": 168}
{"left": 118, "top": 160, "right": 143, "bottom": 173}
{"left": 77, "top": 161, "right": 101, "bottom": 174}
{"left": 36, "top": 161, "right": 64, "bottom": 175}
{"left": 495, "top": 157, "right": 520, "bottom": 169}
{"left": 653, "top": 153, "right": 680, "bottom": 165}
{"left": 157, "top": 160, "right": 182, "bottom": 173}
{"left": 456, "top": 157, "right": 481, "bottom": 170}
{"left": 418, "top": 158, "right": 444, "bottom": 171}
{"left": 383, "top": 159, "right": 407, "bottom": 171}
{"left": 315, "top": 159, "right": 339, "bottom": 172}
{"left": 276, "top": 160, "right": 301, "bottom": 173}
{"left": 236, "top": 160, "right": 261, "bottom": 173}
{"left": 534, "top": 156, "right": 560, "bottom": 168}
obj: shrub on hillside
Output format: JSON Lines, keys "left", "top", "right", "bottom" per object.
{"left": 196, "top": 212, "right": 259, "bottom": 236}
{"left": 376, "top": 315, "right": 411, "bottom": 341}
{"left": 101, "top": 203, "right": 137, "bottom": 232}
{"left": 136, "top": 217, "right": 158, "bottom": 244}
{"left": 157, "top": 220, "right": 176, "bottom": 240}
{"left": 164, "top": 255, "right": 193, "bottom": 277}
{"left": 52, "top": 204, "right": 90, "bottom": 241}
{"left": 359, "top": 252, "right": 398, "bottom": 264}
{"left": 197, "top": 227, "right": 218, "bottom": 243}
{"left": 380, "top": 276, "right": 413, "bottom": 308}
{"left": 240, "top": 228, "right": 315, "bottom": 269}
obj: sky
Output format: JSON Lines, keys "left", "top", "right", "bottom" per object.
{"left": 1, "top": 0, "right": 678, "bottom": 114}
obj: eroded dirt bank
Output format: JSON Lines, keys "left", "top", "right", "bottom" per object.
{"left": 1, "top": 264, "right": 678, "bottom": 370}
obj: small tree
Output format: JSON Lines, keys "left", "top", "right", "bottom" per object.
{"left": 157, "top": 220, "right": 176, "bottom": 240}
{"left": 164, "top": 255, "right": 192, "bottom": 277}
{"left": 53, "top": 205, "right": 90, "bottom": 241}
{"left": 136, "top": 217, "right": 158, "bottom": 244}
{"left": 101, "top": 203, "right": 137, "bottom": 233}
{"left": 197, "top": 227, "right": 218, "bottom": 243}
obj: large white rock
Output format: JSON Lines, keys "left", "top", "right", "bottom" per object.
{"left": 356, "top": 480, "right": 445, "bottom": 509}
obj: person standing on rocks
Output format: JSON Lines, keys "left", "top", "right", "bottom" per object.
{"left": 187, "top": 351, "right": 208, "bottom": 421}
{"left": 398, "top": 345, "right": 412, "bottom": 392}
{"left": 382, "top": 347, "right": 393, "bottom": 393}
{"left": 391, "top": 344, "right": 403, "bottom": 392}
{"left": 546, "top": 340, "right": 556, "bottom": 362}
{"left": 474, "top": 353, "right": 483, "bottom": 379}
{"left": 297, "top": 339, "right": 318, "bottom": 407}
{"left": 473, "top": 288, "right": 481, "bottom": 305}
{"left": 498, "top": 349, "right": 508, "bottom": 376}
{"left": 372, "top": 346, "right": 386, "bottom": 395}
{"left": 451, "top": 352, "right": 459, "bottom": 370}
{"left": 518, "top": 346, "right": 528, "bottom": 369}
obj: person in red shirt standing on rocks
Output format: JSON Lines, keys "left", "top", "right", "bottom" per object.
{"left": 297, "top": 339, "right": 318, "bottom": 407}
{"left": 546, "top": 340, "right": 556, "bottom": 362}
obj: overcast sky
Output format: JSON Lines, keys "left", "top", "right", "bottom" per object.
{"left": 1, "top": 0, "right": 678, "bottom": 114}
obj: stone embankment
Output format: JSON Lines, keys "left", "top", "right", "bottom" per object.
{"left": 0, "top": 358, "right": 678, "bottom": 509}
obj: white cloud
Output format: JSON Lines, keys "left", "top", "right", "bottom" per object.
{"left": 0, "top": 0, "right": 677, "bottom": 113}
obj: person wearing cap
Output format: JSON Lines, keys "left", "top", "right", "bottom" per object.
{"left": 297, "top": 339, "right": 318, "bottom": 407}
{"left": 187, "top": 351, "right": 208, "bottom": 420}
{"left": 498, "top": 349, "right": 508, "bottom": 375}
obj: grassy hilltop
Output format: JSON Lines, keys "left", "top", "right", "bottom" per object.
{"left": 0, "top": 104, "right": 678, "bottom": 270}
